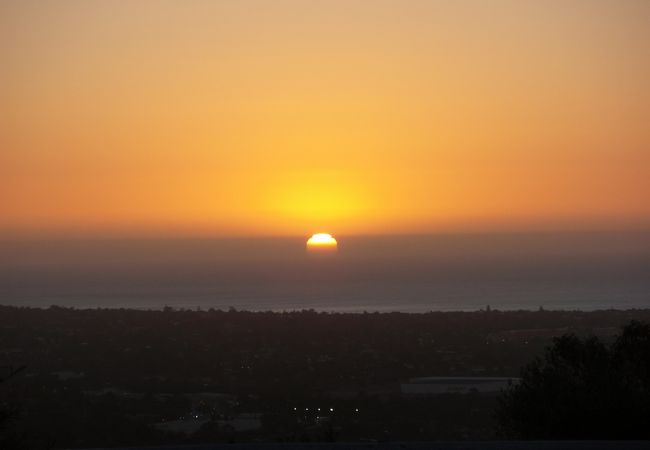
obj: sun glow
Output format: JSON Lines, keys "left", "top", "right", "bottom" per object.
{"left": 3, "top": 2, "right": 650, "bottom": 238}
{"left": 306, "top": 233, "right": 338, "bottom": 252}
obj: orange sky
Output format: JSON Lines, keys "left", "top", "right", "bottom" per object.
{"left": 2, "top": 1, "right": 649, "bottom": 238}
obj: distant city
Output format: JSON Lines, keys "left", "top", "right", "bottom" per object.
{"left": 1, "top": 306, "right": 647, "bottom": 447}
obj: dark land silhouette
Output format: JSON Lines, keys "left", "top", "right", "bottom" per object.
{"left": 1, "top": 306, "right": 650, "bottom": 448}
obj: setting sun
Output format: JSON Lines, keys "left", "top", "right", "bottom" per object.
{"left": 3, "top": 1, "right": 650, "bottom": 445}
{"left": 306, "top": 233, "right": 338, "bottom": 253}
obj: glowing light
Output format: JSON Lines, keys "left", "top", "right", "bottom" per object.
{"left": 306, "top": 233, "right": 338, "bottom": 253}
{"left": 308, "top": 233, "right": 336, "bottom": 245}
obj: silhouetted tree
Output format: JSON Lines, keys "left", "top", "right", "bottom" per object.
{"left": 496, "top": 321, "right": 650, "bottom": 439}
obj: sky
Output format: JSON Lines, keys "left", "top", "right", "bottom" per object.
{"left": 2, "top": 0, "right": 650, "bottom": 238}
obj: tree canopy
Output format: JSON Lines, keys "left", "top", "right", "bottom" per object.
{"left": 496, "top": 321, "right": 650, "bottom": 439}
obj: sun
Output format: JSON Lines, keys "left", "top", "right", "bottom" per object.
{"left": 306, "top": 233, "right": 338, "bottom": 253}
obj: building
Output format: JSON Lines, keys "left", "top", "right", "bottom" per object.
{"left": 401, "top": 376, "right": 518, "bottom": 396}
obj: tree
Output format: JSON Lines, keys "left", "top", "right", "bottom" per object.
{"left": 496, "top": 321, "right": 650, "bottom": 439}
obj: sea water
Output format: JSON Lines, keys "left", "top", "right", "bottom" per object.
{"left": 1, "top": 231, "right": 649, "bottom": 312}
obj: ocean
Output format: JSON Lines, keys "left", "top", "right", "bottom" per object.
{"left": 1, "top": 231, "right": 649, "bottom": 312}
